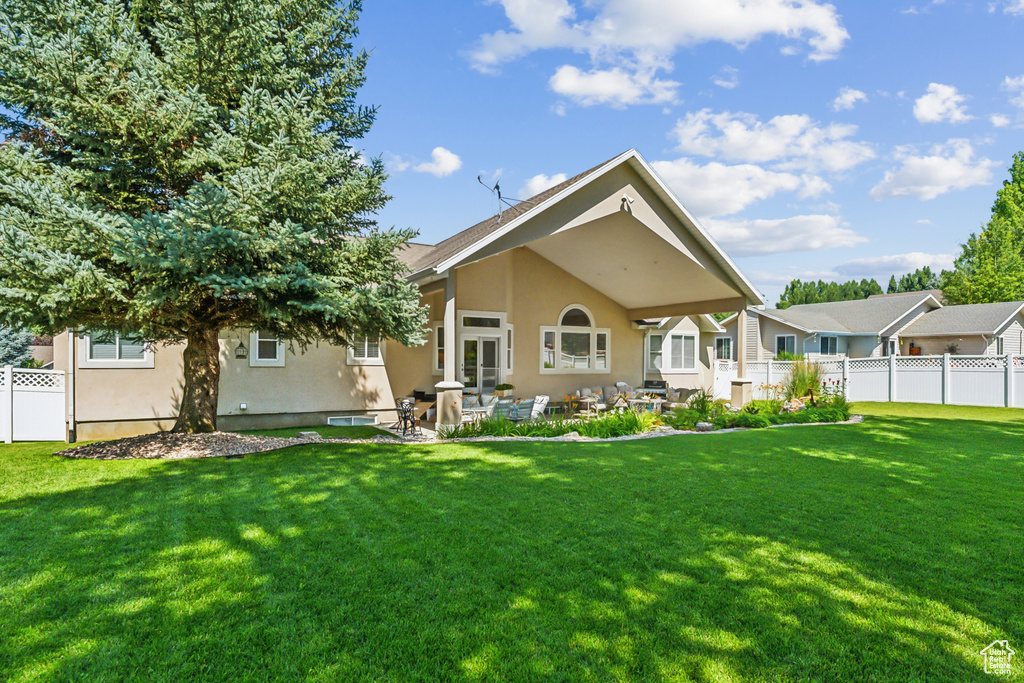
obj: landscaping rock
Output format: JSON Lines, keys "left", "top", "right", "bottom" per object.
{"left": 782, "top": 399, "right": 805, "bottom": 414}
{"left": 695, "top": 422, "right": 714, "bottom": 432}
{"left": 297, "top": 431, "right": 321, "bottom": 439}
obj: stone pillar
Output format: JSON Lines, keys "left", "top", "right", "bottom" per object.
{"left": 435, "top": 381, "right": 465, "bottom": 426}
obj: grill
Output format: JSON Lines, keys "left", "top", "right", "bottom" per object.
{"left": 643, "top": 380, "right": 668, "bottom": 396}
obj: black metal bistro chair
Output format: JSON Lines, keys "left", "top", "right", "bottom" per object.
{"left": 394, "top": 399, "right": 420, "bottom": 437}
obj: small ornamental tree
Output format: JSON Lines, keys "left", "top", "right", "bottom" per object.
{"left": 0, "top": 326, "right": 34, "bottom": 367}
{"left": 0, "top": 0, "right": 427, "bottom": 432}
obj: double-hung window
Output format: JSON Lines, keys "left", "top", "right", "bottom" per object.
{"left": 79, "top": 332, "right": 154, "bottom": 369}
{"left": 433, "top": 324, "right": 445, "bottom": 374}
{"left": 539, "top": 305, "right": 610, "bottom": 374}
{"left": 648, "top": 333, "right": 697, "bottom": 372}
{"left": 715, "top": 337, "right": 734, "bottom": 361}
{"left": 348, "top": 335, "right": 383, "bottom": 366}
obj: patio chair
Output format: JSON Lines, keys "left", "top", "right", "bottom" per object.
{"left": 531, "top": 395, "right": 549, "bottom": 420}
{"left": 395, "top": 399, "right": 420, "bottom": 437}
{"left": 493, "top": 397, "right": 516, "bottom": 420}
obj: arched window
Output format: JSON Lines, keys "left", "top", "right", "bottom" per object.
{"left": 559, "top": 307, "right": 592, "bottom": 327}
{"left": 540, "top": 304, "right": 610, "bottom": 374}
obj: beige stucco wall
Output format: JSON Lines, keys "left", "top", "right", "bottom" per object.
{"left": 57, "top": 327, "right": 402, "bottom": 439}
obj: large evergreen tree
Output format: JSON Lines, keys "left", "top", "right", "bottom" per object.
{"left": 888, "top": 267, "right": 940, "bottom": 294}
{"left": 0, "top": 0, "right": 426, "bottom": 432}
{"left": 942, "top": 152, "right": 1024, "bottom": 304}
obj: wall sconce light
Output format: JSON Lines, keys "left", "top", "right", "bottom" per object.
{"left": 234, "top": 341, "right": 248, "bottom": 359}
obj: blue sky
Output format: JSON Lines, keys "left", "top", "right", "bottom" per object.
{"left": 355, "top": 0, "right": 1024, "bottom": 305}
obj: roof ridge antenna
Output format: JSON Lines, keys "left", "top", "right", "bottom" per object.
{"left": 477, "top": 175, "right": 535, "bottom": 228}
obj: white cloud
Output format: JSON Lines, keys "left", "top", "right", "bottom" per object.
{"left": 385, "top": 153, "right": 410, "bottom": 173}
{"left": 469, "top": 0, "right": 848, "bottom": 108}
{"left": 832, "top": 87, "right": 868, "bottom": 111}
{"left": 651, "top": 157, "right": 828, "bottom": 217}
{"left": 1003, "top": 75, "right": 1024, "bottom": 109}
{"left": 869, "top": 139, "right": 997, "bottom": 200}
{"left": 712, "top": 66, "right": 739, "bottom": 90}
{"left": 518, "top": 173, "right": 568, "bottom": 199}
{"left": 833, "top": 252, "right": 954, "bottom": 279}
{"left": 412, "top": 147, "right": 463, "bottom": 178}
{"left": 991, "top": 114, "right": 1011, "bottom": 127}
{"left": 549, "top": 64, "right": 679, "bottom": 107}
{"left": 913, "top": 83, "right": 972, "bottom": 123}
{"left": 993, "top": 0, "right": 1024, "bottom": 14}
{"left": 670, "top": 109, "right": 875, "bottom": 173}
{"left": 915, "top": 218, "right": 933, "bottom": 225}
{"left": 748, "top": 267, "right": 839, "bottom": 286}
{"left": 702, "top": 214, "right": 866, "bottom": 256}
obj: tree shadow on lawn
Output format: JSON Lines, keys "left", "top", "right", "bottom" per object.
{"left": 0, "top": 416, "right": 1021, "bottom": 681}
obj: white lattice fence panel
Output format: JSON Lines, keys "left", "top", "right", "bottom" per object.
{"left": 3, "top": 368, "right": 66, "bottom": 442}
{"left": 12, "top": 369, "right": 65, "bottom": 393}
{"left": 847, "top": 358, "right": 889, "bottom": 402}
{"left": 714, "top": 361, "right": 737, "bottom": 400}
{"left": 949, "top": 356, "right": 1005, "bottom": 407}
{"left": 895, "top": 356, "right": 942, "bottom": 404}
{"left": 1014, "top": 357, "right": 1024, "bottom": 407}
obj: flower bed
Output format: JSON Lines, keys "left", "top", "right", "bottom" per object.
{"left": 437, "top": 410, "right": 659, "bottom": 440}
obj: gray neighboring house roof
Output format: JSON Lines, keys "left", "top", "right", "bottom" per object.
{"left": 752, "top": 292, "right": 941, "bottom": 336}
{"left": 901, "top": 301, "right": 1024, "bottom": 336}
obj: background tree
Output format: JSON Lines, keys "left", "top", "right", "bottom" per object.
{"left": 887, "top": 267, "right": 940, "bottom": 294}
{"left": 0, "top": 0, "right": 426, "bottom": 432}
{"left": 0, "top": 326, "right": 34, "bottom": 367}
{"left": 941, "top": 152, "right": 1024, "bottom": 304}
{"left": 776, "top": 278, "right": 883, "bottom": 308}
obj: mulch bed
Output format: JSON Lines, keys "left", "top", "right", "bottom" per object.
{"left": 60, "top": 431, "right": 331, "bottom": 460}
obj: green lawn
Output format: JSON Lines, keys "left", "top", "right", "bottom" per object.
{"left": 0, "top": 403, "right": 1021, "bottom": 682}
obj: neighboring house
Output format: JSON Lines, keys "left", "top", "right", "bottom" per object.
{"left": 29, "top": 335, "right": 54, "bottom": 369}
{"left": 719, "top": 291, "right": 943, "bottom": 361}
{"left": 899, "top": 301, "right": 1024, "bottom": 355}
{"left": 53, "top": 149, "right": 765, "bottom": 440}
{"left": 718, "top": 291, "right": 1024, "bottom": 361}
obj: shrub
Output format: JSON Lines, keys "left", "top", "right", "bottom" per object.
{"left": 665, "top": 408, "right": 701, "bottom": 430}
{"left": 742, "top": 399, "right": 783, "bottom": 416}
{"left": 437, "top": 411, "right": 660, "bottom": 440}
{"left": 686, "top": 387, "right": 716, "bottom": 420}
{"left": 784, "top": 361, "right": 824, "bottom": 401}
{"left": 775, "top": 351, "right": 804, "bottom": 361}
{"left": 715, "top": 412, "right": 772, "bottom": 429}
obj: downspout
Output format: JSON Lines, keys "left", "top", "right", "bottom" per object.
{"left": 67, "top": 329, "right": 76, "bottom": 443}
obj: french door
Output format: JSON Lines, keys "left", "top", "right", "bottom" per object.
{"left": 462, "top": 336, "right": 500, "bottom": 393}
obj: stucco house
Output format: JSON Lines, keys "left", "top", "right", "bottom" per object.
{"left": 718, "top": 291, "right": 1024, "bottom": 360}
{"left": 53, "top": 149, "right": 765, "bottom": 440}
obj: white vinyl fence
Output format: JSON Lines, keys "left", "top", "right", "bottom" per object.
{"left": 715, "top": 354, "right": 1024, "bottom": 408}
{"left": 0, "top": 366, "right": 67, "bottom": 443}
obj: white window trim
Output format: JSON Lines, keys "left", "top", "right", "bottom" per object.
{"left": 347, "top": 335, "right": 385, "bottom": 366}
{"left": 557, "top": 303, "right": 596, "bottom": 328}
{"left": 647, "top": 332, "right": 664, "bottom": 371}
{"left": 539, "top": 326, "right": 612, "bottom": 375}
{"left": 78, "top": 333, "right": 155, "bottom": 369}
{"left": 647, "top": 332, "right": 698, "bottom": 373}
{"left": 666, "top": 333, "right": 698, "bottom": 373}
{"left": 776, "top": 334, "right": 796, "bottom": 356}
{"left": 432, "top": 322, "right": 444, "bottom": 375}
{"left": 820, "top": 335, "right": 839, "bottom": 356}
{"left": 714, "top": 335, "right": 734, "bottom": 361}
{"left": 506, "top": 324, "right": 514, "bottom": 375}
{"left": 249, "top": 330, "right": 286, "bottom": 367}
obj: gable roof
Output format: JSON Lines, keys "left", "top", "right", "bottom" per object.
{"left": 750, "top": 292, "right": 942, "bottom": 335}
{"left": 403, "top": 149, "right": 765, "bottom": 306}
{"left": 902, "top": 301, "right": 1024, "bottom": 336}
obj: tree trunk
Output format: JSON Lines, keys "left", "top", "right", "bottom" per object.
{"left": 173, "top": 327, "right": 221, "bottom": 433}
